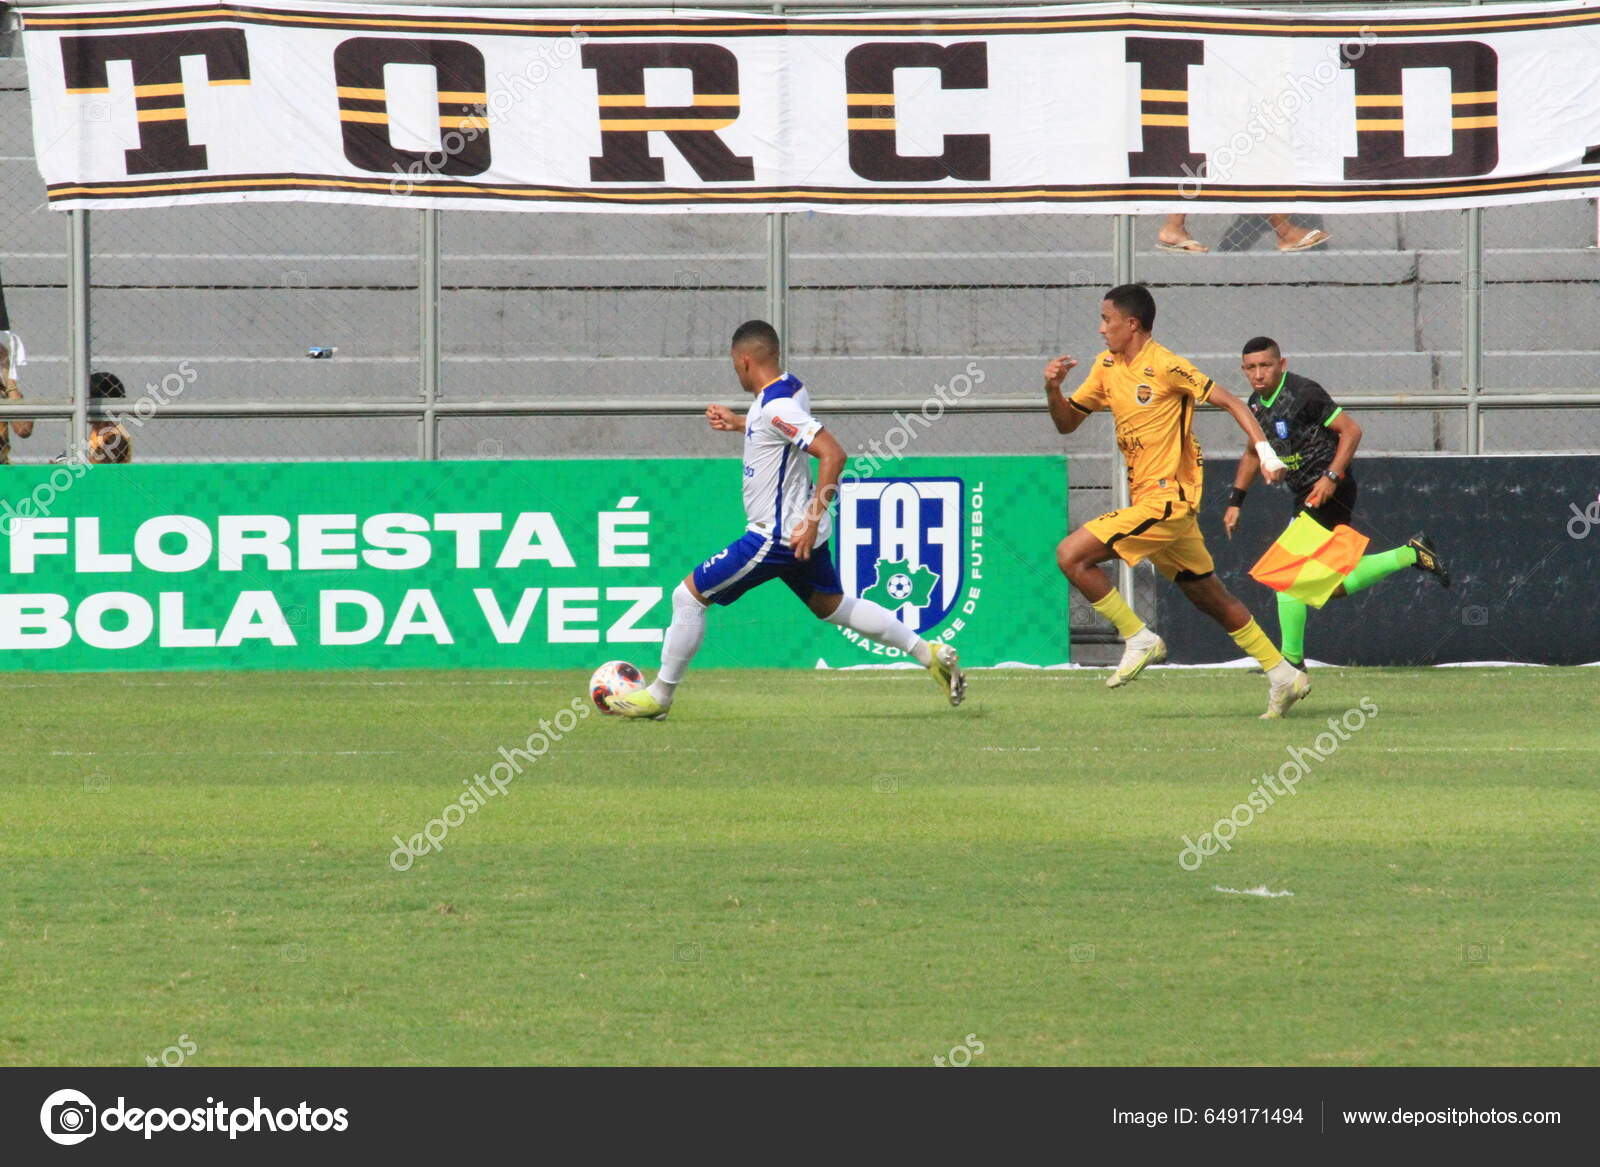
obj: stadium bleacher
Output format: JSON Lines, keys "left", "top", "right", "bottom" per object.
{"left": 3, "top": 45, "right": 1596, "bottom": 534}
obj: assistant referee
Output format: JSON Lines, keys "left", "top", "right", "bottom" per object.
{"left": 1223, "top": 336, "right": 1449, "bottom": 669}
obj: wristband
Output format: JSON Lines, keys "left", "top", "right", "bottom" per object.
{"left": 1254, "top": 440, "right": 1287, "bottom": 474}
{"left": 1228, "top": 487, "right": 1248, "bottom": 508}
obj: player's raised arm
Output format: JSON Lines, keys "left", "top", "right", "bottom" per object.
{"left": 787, "top": 426, "right": 845, "bottom": 562}
{"left": 1043, "top": 354, "right": 1088, "bottom": 434}
{"left": 705, "top": 403, "right": 744, "bottom": 432}
{"left": 1206, "top": 383, "right": 1286, "bottom": 485}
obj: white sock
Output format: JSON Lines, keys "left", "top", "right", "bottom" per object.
{"left": 1128, "top": 626, "right": 1160, "bottom": 649}
{"left": 825, "top": 595, "right": 932, "bottom": 666}
{"left": 1266, "top": 659, "right": 1299, "bottom": 685}
{"left": 648, "top": 583, "right": 707, "bottom": 704}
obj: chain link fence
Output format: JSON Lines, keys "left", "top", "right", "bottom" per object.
{"left": 0, "top": 32, "right": 69, "bottom": 464}
{"left": 88, "top": 204, "right": 421, "bottom": 460}
{"left": 1, "top": 0, "right": 1597, "bottom": 650}
{"left": 1477, "top": 201, "right": 1600, "bottom": 451}
{"left": 437, "top": 211, "right": 769, "bottom": 459}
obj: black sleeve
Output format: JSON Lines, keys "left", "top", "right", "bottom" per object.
{"left": 1296, "top": 379, "right": 1340, "bottom": 426}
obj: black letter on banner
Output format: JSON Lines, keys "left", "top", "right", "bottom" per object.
{"left": 843, "top": 42, "right": 990, "bottom": 182}
{"left": 1342, "top": 42, "right": 1498, "bottom": 179}
{"left": 333, "top": 39, "right": 491, "bottom": 177}
{"left": 581, "top": 43, "right": 753, "bottom": 182}
{"left": 1125, "top": 37, "right": 1205, "bottom": 178}
{"left": 59, "top": 30, "right": 250, "bottom": 175}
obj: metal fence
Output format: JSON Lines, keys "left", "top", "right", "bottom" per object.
{"left": 2, "top": 0, "right": 1598, "bottom": 633}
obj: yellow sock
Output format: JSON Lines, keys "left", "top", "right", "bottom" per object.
{"left": 1230, "top": 617, "right": 1285, "bottom": 672}
{"left": 1090, "top": 589, "right": 1146, "bottom": 640}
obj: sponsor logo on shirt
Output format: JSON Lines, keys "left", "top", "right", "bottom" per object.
{"left": 1101, "top": 357, "right": 1114, "bottom": 367}
{"left": 772, "top": 416, "right": 799, "bottom": 438}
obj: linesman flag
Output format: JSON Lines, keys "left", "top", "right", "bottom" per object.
{"left": 1249, "top": 514, "right": 1371, "bottom": 609}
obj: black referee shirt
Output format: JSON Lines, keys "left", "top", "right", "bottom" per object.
{"left": 1247, "top": 370, "right": 1344, "bottom": 496}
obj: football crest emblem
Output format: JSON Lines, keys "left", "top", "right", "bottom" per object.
{"left": 838, "top": 477, "right": 965, "bottom": 635}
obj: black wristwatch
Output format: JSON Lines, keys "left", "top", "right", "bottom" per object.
{"left": 1322, "top": 470, "right": 1342, "bottom": 483}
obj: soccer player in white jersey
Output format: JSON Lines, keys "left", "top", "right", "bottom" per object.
{"left": 609, "top": 320, "right": 965, "bottom": 719}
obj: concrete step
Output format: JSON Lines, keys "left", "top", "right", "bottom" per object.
{"left": 1438, "top": 351, "right": 1600, "bottom": 391}
{"left": 1417, "top": 248, "right": 1600, "bottom": 283}
{"left": 1422, "top": 282, "right": 1600, "bottom": 353}
{"left": 19, "top": 350, "right": 1593, "bottom": 404}
{"left": 431, "top": 351, "right": 1440, "bottom": 397}
{"left": 9, "top": 246, "right": 1596, "bottom": 291}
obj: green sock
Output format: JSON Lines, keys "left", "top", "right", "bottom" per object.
{"left": 1344, "top": 546, "right": 1417, "bottom": 595}
{"left": 1276, "top": 593, "right": 1309, "bottom": 665}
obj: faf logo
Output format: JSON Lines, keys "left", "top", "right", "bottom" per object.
{"left": 862, "top": 558, "right": 938, "bottom": 609}
{"left": 837, "top": 477, "right": 980, "bottom": 655}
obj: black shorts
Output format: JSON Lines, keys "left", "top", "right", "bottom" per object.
{"left": 1294, "top": 473, "right": 1358, "bottom": 528}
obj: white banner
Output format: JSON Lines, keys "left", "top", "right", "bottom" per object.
{"left": 20, "top": 0, "right": 1600, "bottom": 213}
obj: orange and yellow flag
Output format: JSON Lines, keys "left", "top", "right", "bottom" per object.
{"left": 1249, "top": 513, "right": 1370, "bottom": 609}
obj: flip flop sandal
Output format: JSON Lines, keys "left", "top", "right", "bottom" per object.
{"left": 1278, "top": 229, "right": 1332, "bottom": 252}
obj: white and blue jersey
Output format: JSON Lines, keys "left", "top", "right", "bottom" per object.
{"left": 741, "top": 373, "right": 831, "bottom": 546}
{"left": 692, "top": 372, "right": 843, "bottom": 607}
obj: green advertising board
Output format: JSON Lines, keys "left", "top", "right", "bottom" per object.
{"left": 0, "top": 456, "right": 1068, "bottom": 671}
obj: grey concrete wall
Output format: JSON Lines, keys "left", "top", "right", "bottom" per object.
{"left": 2, "top": 54, "right": 1597, "bottom": 469}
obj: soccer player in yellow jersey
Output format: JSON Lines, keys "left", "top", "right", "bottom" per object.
{"left": 1044, "top": 284, "right": 1312, "bottom": 718}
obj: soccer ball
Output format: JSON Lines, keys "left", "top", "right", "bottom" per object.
{"left": 590, "top": 660, "right": 645, "bottom": 714}
{"left": 886, "top": 573, "right": 914, "bottom": 601}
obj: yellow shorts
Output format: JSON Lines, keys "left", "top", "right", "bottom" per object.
{"left": 1083, "top": 497, "right": 1215, "bottom": 581}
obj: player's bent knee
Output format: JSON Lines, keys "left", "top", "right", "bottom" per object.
{"left": 1056, "top": 532, "right": 1102, "bottom": 579}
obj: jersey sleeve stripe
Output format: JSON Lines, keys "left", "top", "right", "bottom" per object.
{"left": 1323, "top": 406, "right": 1343, "bottom": 426}
{"left": 1068, "top": 397, "right": 1093, "bottom": 415}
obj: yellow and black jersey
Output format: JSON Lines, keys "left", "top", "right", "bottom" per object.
{"left": 1068, "top": 339, "right": 1213, "bottom": 505}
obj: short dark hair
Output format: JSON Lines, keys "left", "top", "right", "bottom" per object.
{"left": 89, "top": 371, "right": 125, "bottom": 399}
{"left": 1103, "top": 284, "right": 1156, "bottom": 331}
{"left": 1241, "top": 336, "right": 1281, "bottom": 359}
{"left": 731, "top": 319, "right": 781, "bottom": 361}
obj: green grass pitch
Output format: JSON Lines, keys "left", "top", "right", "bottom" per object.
{"left": 4, "top": 665, "right": 1596, "bottom": 1066}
